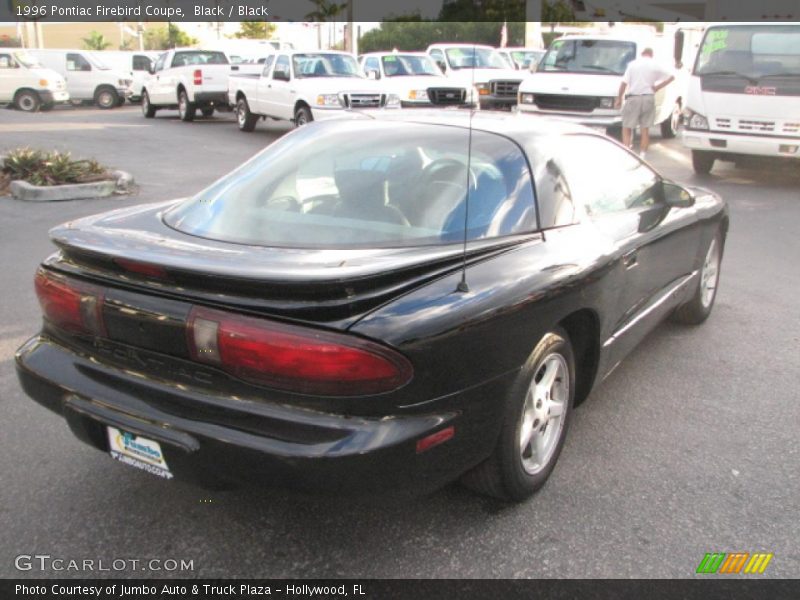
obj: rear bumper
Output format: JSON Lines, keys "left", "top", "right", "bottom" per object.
{"left": 15, "top": 335, "right": 508, "bottom": 496}
{"left": 39, "top": 90, "right": 70, "bottom": 104}
{"left": 193, "top": 91, "right": 229, "bottom": 107}
{"left": 681, "top": 130, "right": 800, "bottom": 159}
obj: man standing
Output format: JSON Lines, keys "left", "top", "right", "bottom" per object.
{"left": 615, "top": 48, "right": 674, "bottom": 159}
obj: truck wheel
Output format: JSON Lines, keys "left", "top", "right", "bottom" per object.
{"left": 294, "top": 105, "right": 313, "bottom": 127}
{"left": 14, "top": 89, "right": 41, "bottom": 112}
{"left": 141, "top": 91, "right": 157, "bottom": 118}
{"left": 201, "top": 107, "right": 214, "bottom": 118}
{"left": 236, "top": 97, "right": 258, "bottom": 132}
{"left": 95, "top": 87, "right": 118, "bottom": 109}
{"left": 692, "top": 150, "right": 715, "bottom": 175}
{"left": 660, "top": 102, "right": 681, "bottom": 138}
{"left": 178, "top": 90, "right": 195, "bottom": 122}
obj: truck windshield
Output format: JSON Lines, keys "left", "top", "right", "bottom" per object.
{"left": 445, "top": 47, "right": 507, "bottom": 70}
{"left": 382, "top": 55, "right": 438, "bottom": 76}
{"left": 293, "top": 53, "right": 360, "bottom": 78}
{"left": 694, "top": 25, "right": 800, "bottom": 80}
{"left": 540, "top": 39, "right": 636, "bottom": 75}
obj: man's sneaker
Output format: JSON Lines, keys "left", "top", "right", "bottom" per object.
{"left": 639, "top": 150, "right": 647, "bottom": 160}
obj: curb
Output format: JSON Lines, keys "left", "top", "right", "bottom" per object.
{"left": 1, "top": 155, "right": 134, "bottom": 202}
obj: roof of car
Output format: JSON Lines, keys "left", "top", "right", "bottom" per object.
{"left": 427, "top": 43, "right": 495, "bottom": 50}
{"left": 350, "top": 109, "right": 594, "bottom": 140}
{"left": 362, "top": 51, "right": 429, "bottom": 57}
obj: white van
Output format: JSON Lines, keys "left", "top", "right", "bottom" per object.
{"left": 517, "top": 31, "right": 693, "bottom": 137}
{"left": 0, "top": 48, "right": 69, "bottom": 111}
{"left": 96, "top": 51, "right": 158, "bottom": 102}
{"left": 27, "top": 49, "right": 131, "bottom": 109}
{"left": 681, "top": 23, "right": 800, "bottom": 174}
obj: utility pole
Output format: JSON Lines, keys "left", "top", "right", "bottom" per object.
{"left": 525, "top": 0, "right": 544, "bottom": 49}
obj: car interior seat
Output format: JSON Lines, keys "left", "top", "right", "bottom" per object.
{"left": 332, "top": 170, "right": 409, "bottom": 226}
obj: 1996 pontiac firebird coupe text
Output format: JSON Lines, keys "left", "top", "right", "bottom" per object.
{"left": 15, "top": 112, "right": 727, "bottom": 502}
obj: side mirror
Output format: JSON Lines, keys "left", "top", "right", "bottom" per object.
{"left": 365, "top": 69, "right": 378, "bottom": 80}
{"left": 436, "top": 60, "right": 447, "bottom": 72}
{"left": 273, "top": 67, "right": 290, "bottom": 81}
{"left": 148, "top": 65, "right": 156, "bottom": 75}
{"left": 529, "top": 61, "right": 539, "bottom": 73}
{"left": 674, "top": 30, "right": 685, "bottom": 69}
{"left": 662, "top": 181, "right": 695, "bottom": 208}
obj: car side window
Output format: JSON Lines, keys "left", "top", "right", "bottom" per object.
{"left": 273, "top": 55, "right": 290, "bottom": 79}
{"left": 154, "top": 53, "right": 166, "bottom": 73}
{"left": 66, "top": 53, "right": 91, "bottom": 72}
{"left": 132, "top": 55, "right": 151, "bottom": 71}
{"left": 0, "top": 54, "right": 14, "bottom": 69}
{"left": 261, "top": 55, "right": 275, "bottom": 77}
{"left": 364, "top": 57, "right": 380, "bottom": 77}
{"left": 559, "top": 135, "right": 661, "bottom": 217}
{"left": 429, "top": 49, "right": 446, "bottom": 70}
{"left": 534, "top": 157, "right": 578, "bottom": 228}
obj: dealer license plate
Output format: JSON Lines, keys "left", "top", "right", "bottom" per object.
{"left": 107, "top": 427, "right": 173, "bottom": 479}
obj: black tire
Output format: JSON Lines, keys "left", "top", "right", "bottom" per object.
{"left": 94, "top": 86, "right": 118, "bottom": 109}
{"left": 141, "top": 91, "right": 156, "bottom": 118}
{"left": 692, "top": 150, "right": 715, "bottom": 175}
{"left": 236, "top": 97, "right": 258, "bottom": 132}
{"left": 672, "top": 230, "right": 724, "bottom": 325}
{"left": 660, "top": 102, "right": 681, "bottom": 138}
{"left": 201, "top": 107, "right": 214, "bottom": 118}
{"left": 294, "top": 104, "right": 313, "bottom": 127}
{"left": 461, "top": 328, "right": 576, "bottom": 502}
{"left": 178, "top": 89, "right": 195, "bottom": 122}
{"left": 14, "top": 89, "right": 40, "bottom": 112}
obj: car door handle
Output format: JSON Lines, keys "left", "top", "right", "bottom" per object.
{"left": 622, "top": 250, "right": 638, "bottom": 269}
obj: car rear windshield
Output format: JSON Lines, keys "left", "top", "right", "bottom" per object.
{"left": 165, "top": 121, "right": 537, "bottom": 248}
{"left": 171, "top": 51, "right": 229, "bottom": 67}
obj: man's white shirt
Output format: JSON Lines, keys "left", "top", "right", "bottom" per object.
{"left": 622, "top": 57, "right": 671, "bottom": 95}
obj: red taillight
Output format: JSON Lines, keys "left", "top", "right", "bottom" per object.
{"left": 193, "top": 69, "right": 202, "bottom": 85}
{"left": 34, "top": 269, "right": 105, "bottom": 336}
{"left": 114, "top": 258, "right": 169, "bottom": 280}
{"left": 187, "top": 306, "right": 412, "bottom": 396}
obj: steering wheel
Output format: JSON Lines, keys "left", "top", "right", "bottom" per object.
{"left": 263, "top": 195, "right": 301, "bottom": 212}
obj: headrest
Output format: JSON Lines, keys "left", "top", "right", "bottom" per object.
{"left": 334, "top": 169, "right": 387, "bottom": 207}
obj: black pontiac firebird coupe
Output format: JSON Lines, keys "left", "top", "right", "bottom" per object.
{"left": 16, "top": 112, "right": 727, "bottom": 501}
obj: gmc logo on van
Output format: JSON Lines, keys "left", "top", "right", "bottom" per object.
{"left": 745, "top": 86, "right": 776, "bottom": 95}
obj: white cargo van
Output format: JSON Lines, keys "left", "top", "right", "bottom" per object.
{"left": 97, "top": 51, "right": 158, "bottom": 102}
{"left": 0, "top": 49, "right": 69, "bottom": 111}
{"left": 27, "top": 49, "right": 131, "bottom": 109}
{"left": 517, "top": 30, "right": 692, "bottom": 137}
{"left": 681, "top": 23, "right": 800, "bottom": 174}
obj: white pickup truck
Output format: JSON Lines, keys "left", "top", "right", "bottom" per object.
{"left": 426, "top": 43, "right": 524, "bottom": 110}
{"left": 228, "top": 50, "right": 400, "bottom": 131}
{"left": 141, "top": 49, "right": 233, "bottom": 121}
{"left": 0, "top": 49, "right": 69, "bottom": 111}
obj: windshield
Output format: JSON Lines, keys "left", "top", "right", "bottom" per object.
{"left": 540, "top": 39, "right": 636, "bottom": 75}
{"left": 381, "top": 54, "right": 438, "bottom": 76}
{"left": 694, "top": 25, "right": 800, "bottom": 79}
{"left": 445, "top": 47, "right": 507, "bottom": 70}
{"left": 171, "top": 51, "right": 229, "bottom": 67}
{"left": 293, "top": 53, "right": 360, "bottom": 78}
{"left": 164, "top": 121, "right": 537, "bottom": 249}
{"left": 12, "top": 52, "right": 41, "bottom": 68}
{"left": 510, "top": 50, "right": 544, "bottom": 69}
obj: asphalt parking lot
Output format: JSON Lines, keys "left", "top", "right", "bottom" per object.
{"left": 1, "top": 104, "right": 798, "bottom": 579}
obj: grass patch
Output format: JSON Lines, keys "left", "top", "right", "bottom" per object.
{"left": 1, "top": 148, "right": 113, "bottom": 194}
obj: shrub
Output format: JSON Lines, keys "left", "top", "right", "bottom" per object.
{"left": 1, "top": 148, "right": 112, "bottom": 189}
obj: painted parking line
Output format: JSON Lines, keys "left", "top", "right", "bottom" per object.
{"left": 0, "top": 123, "right": 149, "bottom": 133}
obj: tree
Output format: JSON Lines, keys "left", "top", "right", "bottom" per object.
{"left": 82, "top": 31, "right": 112, "bottom": 51}
{"left": 543, "top": 0, "right": 576, "bottom": 21}
{"left": 305, "top": 0, "right": 346, "bottom": 21}
{"left": 143, "top": 24, "right": 198, "bottom": 50}
{"left": 233, "top": 21, "right": 277, "bottom": 39}
{"left": 359, "top": 21, "right": 526, "bottom": 54}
